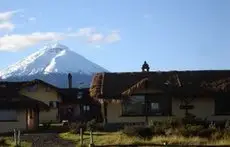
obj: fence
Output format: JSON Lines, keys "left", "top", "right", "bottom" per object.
{"left": 13, "top": 129, "right": 21, "bottom": 146}
{"left": 83, "top": 130, "right": 230, "bottom": 147}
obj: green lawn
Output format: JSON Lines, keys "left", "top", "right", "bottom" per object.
{"left": 3, "top": 137, "right": 31, "bottom": 147}
{"left": 59, "top": 131, "right": 230, "bottom": 146}
{"left": 2, "top": 131, "right": 230, "bottom": 146}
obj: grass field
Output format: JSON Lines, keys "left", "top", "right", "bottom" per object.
{"left": 59, "top": 131, "right": 230, "bottom": 146}
{"left": 2, "top": 131, "right": 230, "bottom": 147}
{"left": 3, "top": 137, "right": 31, "bottom": 147}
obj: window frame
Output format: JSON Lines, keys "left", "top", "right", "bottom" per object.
{"left": 0, "top": 109, "right": 18, "bottom": 122}
{"left": 121, "top": 94, "right": 172, "bottom": 117}
{"left": 121, "top": 96, "right": 145, "bottom": 116}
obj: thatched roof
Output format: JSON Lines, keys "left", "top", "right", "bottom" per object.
{"left": 90, "top": 70, "right": 230, "bottom": 99}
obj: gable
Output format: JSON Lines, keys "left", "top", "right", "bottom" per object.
{"left": 19, "top": 81, "right": 61, "bottom": 104}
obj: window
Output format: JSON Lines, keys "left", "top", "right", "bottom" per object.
{"left": 151, "top": 102, "right": 159, "bottom": 111}
{"left": 77, "top": 92, "right": 83, "bottom": 99}
{"left": 122, "top": 96, "right": 145, "bottom": 116}
{"left": 121, "top": 95, "right": 171, "bottom": 116}
{"left": 83, "top": 105, "right": 90, "bottom": 111}
{"left": 215, "top": 97, "right": 230, "bottom": 115}
{"left": 0, "top": 110, "right": 17, "bottom": 121}
{"left": 149, "top": 101, "right": 164, "bottom": 115}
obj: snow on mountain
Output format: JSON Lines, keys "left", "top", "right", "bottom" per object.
{"left": 0, "top": 43, "right": 108, "bottom": 79}
{"left": 0, "top": 43, "right": 108, "bottom": 88}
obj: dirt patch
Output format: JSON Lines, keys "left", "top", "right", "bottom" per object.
{"left": 21, "top": 133, "right": 76, "bottom": 147}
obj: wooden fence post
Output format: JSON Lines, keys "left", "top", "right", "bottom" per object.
{"left": 80, "top": 128, "right": 83, "bottom": 145}
{"left": 13, "top": 129, "right": 21, "bottom": 146}
{"left": 89, "top": 131, "right": 94, "bottom": 147}
{"left": 18, "top": 130, "right": 21, "bottom": 146}
{"left": 14, "top": 129, "right": 17, "bottom": 146}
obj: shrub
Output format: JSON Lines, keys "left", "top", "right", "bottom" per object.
{"left": 69, "top": 122, "right": 86, "bottom": 134}
{"left": 167, "top": 118, "right": 183, "bottom": 128}
{"left": 149, "top": 119, "right": 181, "bottom": 136}
{"left": 178, "top": 124, "right": 220, "bottom": 138}
{"left": 225, "top": 120, "right": 230, "bottom": 131}
{"left": 0, "top": 138, "right": 6, "bottom": 146}
{"left": 42, "top": 121, "right": 52, "bottom": 129}
{"left": 86, "top": 119, "right": 104, "bottom": 132}
{"left": 180, "top": 124, "right": 204, "bottom": 137}
{"left": 211, "top": 130, "right": 224, "bottom": 140}
{"left": 197, "top": 128, "right": 217, "bottom": 138}
{"left": 87, "top": 119, "right": 97, "bottom": 131}
{"left": 122, "top": 126, "right": 153, "bottom": 139}
{"left": 150, "top": 124, "right": 166, "bottom": 136}
{"left": 94, "top": 123, "right": 105, "bottom": 131}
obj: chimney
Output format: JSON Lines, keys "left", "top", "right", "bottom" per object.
{"left": 68, "top": 73, "right": 72, "bottom": 89}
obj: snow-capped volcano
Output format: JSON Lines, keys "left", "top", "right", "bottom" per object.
{"left": 0, "top": 43, "right": 108, "bottom": 88}
{"left": 0, "top": 43, "right": 107, "bottom": 79}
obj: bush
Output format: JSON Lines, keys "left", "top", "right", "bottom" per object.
{"left": 197, "top": 128, "right": 217, "bottom": 138}
{"left": 122, "top": 126, "right": 153, "bottom": 139}
{"left": 178, "top": 124, "right": 220, "bottom": 138}
{"left": 0, "top": 138, "right": 6, "bottom": 146}
{"left": 211, "top": 130, "right": 224, "bottom": 140}
{"left": 180, "top": 124, "right": 204, "bottom": 137}
{"left": 94, "top": 123, "right": 105, "bottom": 131}
{"left": 86, "top": 119, "right": 104, "bottom": 132}
{"left": 149, "top": 119, "right": 181, "bottom": 136}
{"left": 42, "top": 121, "right": 52, "bottom": 129}
{"left": 87, "top": 119, "right": 97, "bottom": 131}
{"left": 225, "top": 120, "right": 230, "bottom": 131}
{"left": 69, "top": 122, "right": 86, "bottom": 134}
{"left": 150, "top": 124, "right": 166, "bottom": 136}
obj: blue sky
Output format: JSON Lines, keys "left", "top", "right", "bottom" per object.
{"left": 0, "top": 0, "right": 229, "bottom": 72}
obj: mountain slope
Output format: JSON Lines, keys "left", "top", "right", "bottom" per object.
{"left": 0, "top": 43, "right": 108, "bottom": 88}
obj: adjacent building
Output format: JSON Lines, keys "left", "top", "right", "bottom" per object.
{"left": 90, "top": 61, "right": 230, "bottom": 127}
{"left": 59, "top": 73, "right": 102, "bottom": 123}
{"left": 0, "top": 83, "right": 49, "bottom": 133}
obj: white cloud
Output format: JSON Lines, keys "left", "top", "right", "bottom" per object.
{"left": 0, "top": 10, "right": 21, "bottom": 22}
{"left": 104, "top": 31, "right": 121, "bottom": 43}
{"left": 0, "top": 27, "right": 121, "bottom": 52}
{"left": 0, "top": 32, "right": 64, "bottom": 52}
{"left": 77, "top": 27, "right": 95, "bottom": 37}
{"left": 0, "top": 22, "right": 15, "bottom": 31}
{"left": 73, "top": 27, "right": 121, "bottom": 44}
{"left": 0, "top": 10, "right": 22, "bottom": 31}
{"left": 88, "top": 33, "right": 104, "bottom": 43}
